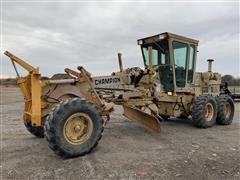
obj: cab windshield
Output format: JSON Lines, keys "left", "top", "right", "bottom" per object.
{"left": 141, "top": 39, "right": 169, "bottom": 67}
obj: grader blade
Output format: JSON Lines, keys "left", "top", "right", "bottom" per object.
{"left": 123, "top": 106, "right": 160, "bottom": 133}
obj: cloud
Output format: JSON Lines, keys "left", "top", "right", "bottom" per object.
{"left": 1, "top": 1, "right": 239, "bottom": 78}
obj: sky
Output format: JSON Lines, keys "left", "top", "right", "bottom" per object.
{"left": 1, "top": 1, "right": 239, "bottom": 78}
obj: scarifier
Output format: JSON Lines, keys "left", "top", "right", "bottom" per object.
{"left": 4, "top": 32, "right": 235, "bottom": 158}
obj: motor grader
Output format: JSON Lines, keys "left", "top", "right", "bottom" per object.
{"left": 4, "top": 32, "right": 234, "bottom": 158}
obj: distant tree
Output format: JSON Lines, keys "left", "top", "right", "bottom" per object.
{"left": 222, "top": 75, "right": 240, "bottom": 86}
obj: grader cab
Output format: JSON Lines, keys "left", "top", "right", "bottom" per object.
{"left": 138, "top": 33, "right": 197, "bottom": 92}
{"left": 4, "top": 32, "right": 234, "bottom": 158}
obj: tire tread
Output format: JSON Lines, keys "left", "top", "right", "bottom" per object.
{"left": 44, "top": 98, "right": 104, "bottom": 158}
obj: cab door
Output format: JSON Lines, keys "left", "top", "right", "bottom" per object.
{"left": 172, "top": 41, "right": 196, "bottom": 88}
{"left": 172, "top": 41, "right": 188, "bottom": 87}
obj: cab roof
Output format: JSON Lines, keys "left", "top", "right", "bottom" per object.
{"left": 137, "top": 32, "right": 199, "bottom": 46}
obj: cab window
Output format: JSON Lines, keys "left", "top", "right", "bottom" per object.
{"left": 172, "top": 41, "right": 188, "bottom": 87}
{"left": 143, "top": 48, "right": 158, "bottom": 66}
{"left": 142, "top": 39, "right": 170, "bottom": 67}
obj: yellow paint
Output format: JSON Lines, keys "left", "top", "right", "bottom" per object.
{"left": 30, "top": 73, "right": 42, "bottom": 126}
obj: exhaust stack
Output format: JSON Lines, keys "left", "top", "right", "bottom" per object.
{"left": 118, "top": 53, "right": 123, "bottom": 72}
{"left": 207, "top": 59, "right": 214, "bottom": 72}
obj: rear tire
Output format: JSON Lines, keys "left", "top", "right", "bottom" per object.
{"left": 24, "top": 121, "right": 44, "bottom": 138}
{"left": 216, "top": 95, "right": 234, "bottom": 125}
{"left": 44, "top": 98, "right": 104, "bottom": 158}
{"left": 192, "top": 95, "right": 217, "bottom": 128}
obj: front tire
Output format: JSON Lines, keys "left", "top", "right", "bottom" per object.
{"left": 192, "top": 95, "right": 217, "bottom": 128}
{"left": 24, "top": 121, "right": 44, "bottom": 138}
{"left": 44, "top": 98, "right": 104, "bottom": 158}
{"left": 216, "top": 95, "right": 234, "bottom": 125}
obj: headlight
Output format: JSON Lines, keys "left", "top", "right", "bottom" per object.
{"left": 167, "top": 92, "right": 172, "bottom": 96}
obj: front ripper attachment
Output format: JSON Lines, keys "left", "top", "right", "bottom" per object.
{"left": 123, "top": 106, "right": 160, "bottom": 133}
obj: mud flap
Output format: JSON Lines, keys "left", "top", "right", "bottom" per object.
{"left": 123, "top": 106, "right": 160, "bottom": 133}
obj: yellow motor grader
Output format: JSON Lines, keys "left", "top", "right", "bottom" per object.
{"left": 4, "top": 32, "right": 234, "bottom": 158}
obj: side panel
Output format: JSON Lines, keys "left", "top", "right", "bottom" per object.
{"left": 92, "top": 75, "right": 133, "bottom": 91}
{"left": 92, "top": 75, "right": 129, "bottom": 88}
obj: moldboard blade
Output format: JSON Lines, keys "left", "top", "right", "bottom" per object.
{"left": 123, "top": 106, "right": 160, "bottom": 133}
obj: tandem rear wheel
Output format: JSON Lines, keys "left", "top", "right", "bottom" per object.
{"left": 192, "top": 95, "right": 217, "bottom": 128}
{"left": 192, "top": 94, "right": 234, "bottom": 128}
{"left": 216, "top": 95, "right": 234, "bottom": 125}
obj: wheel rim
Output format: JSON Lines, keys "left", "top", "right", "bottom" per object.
{"left": 204, "top": 103, "right": 214, "bottom": 121}
{"left": 223, "top": 102, "right": 231, "bottom": 119}
{"left": 63, "top": 113, "right": 93, "bottom": 145}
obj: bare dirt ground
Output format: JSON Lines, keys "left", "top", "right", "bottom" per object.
{"left": 1, "top": 86, "right": 240, "bottom": 180}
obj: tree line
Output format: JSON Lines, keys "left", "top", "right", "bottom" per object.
{"left": 221, "top": 75, "right": 240, "bottom": 86}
